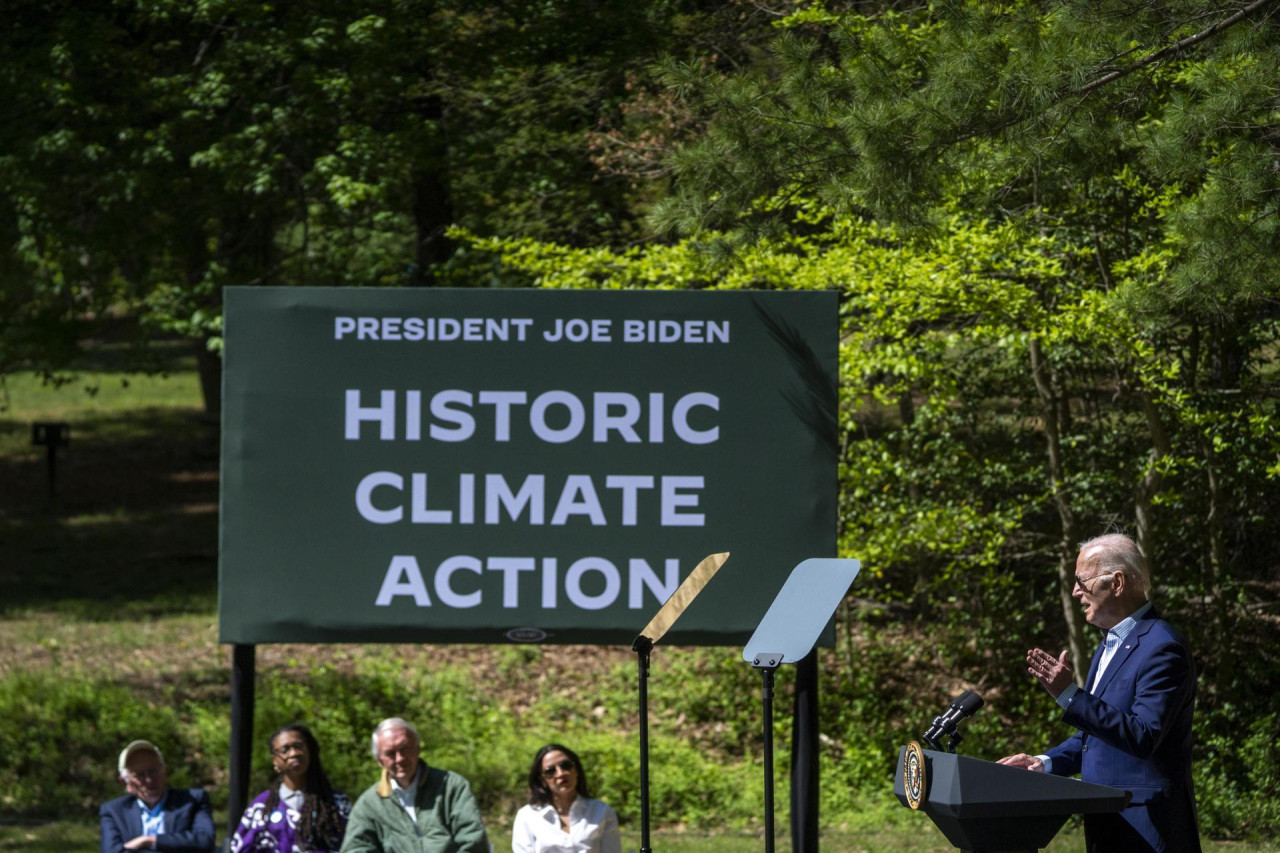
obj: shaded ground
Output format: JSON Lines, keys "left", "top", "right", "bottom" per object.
{"left": 1, "top": 404, "right": 219, "bottom": 618}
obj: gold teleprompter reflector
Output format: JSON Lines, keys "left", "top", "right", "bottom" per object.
{"left": 638, "top": 552, "right": 729, "bottom": 645}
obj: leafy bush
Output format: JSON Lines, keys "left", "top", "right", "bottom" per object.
{"left": 1195, "top": 712, "right": 1280, "bottom": 840}
{"left": 0, "top": 673, "right": 188, "bottom": 816}
{"left": 4, "top": 631, "right": 1278, "bottom": 841}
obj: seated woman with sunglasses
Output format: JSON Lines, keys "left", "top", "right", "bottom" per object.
{"left": 512, "top": 744, "right": 621, "bottom": 853}
{"left": 230, "top": 723, "right": 351, "bottom": 852}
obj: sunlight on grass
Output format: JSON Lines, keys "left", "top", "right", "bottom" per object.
{"left": 0, "top": 611, "right": 218, "bottom": 652}
{"left": 0, "top": 369, "right": 202, "bottom": 419}
{"left": 60, "top": 510, "right": 137, "bottom": 527}
{"left": 0, "top": 822, "right": 99, "bottom": 853}
{"left": 0, "top": 370, "right": 206, "bottom": 459}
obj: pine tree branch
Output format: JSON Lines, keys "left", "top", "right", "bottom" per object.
{"left": 935, "top": 0, "right": 1279, "bottom": 153}
{"left": 1073, "top": 0, "right": 1280, "bottom": 96}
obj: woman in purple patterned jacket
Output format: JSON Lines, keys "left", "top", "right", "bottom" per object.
{"left": 230, "top": 724, "right": 351, "bottom": 853}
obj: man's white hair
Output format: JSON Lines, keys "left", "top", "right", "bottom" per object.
{"left": 1078, "top": 533, "right": 1151, "bottom": 599}
{"left": 370, "top": 717, "right": 421, "bottom": 760}
{"left": 117, "top": 740, "right": 165, "bottom": 781}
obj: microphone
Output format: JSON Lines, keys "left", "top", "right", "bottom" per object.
{"left": 921, "top": 690, "right": 984, "bottom": 752}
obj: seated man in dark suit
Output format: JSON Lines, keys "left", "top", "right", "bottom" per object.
{"left": 100, "top": 739, "right": 216, "bottom": 853}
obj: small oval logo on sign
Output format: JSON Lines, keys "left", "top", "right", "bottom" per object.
{"left": 506, "top": 627, "right": 548, "bottom": 643}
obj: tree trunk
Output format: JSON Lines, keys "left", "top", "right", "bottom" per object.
{"left": 1029, "top": 336, "right": 1090, "bottom": 681}
{"left": 409, "top": 93, "right": 453, "bottom": 286}
{"left": 1202, "top": 440, "right": 1227, "bottom": 598}
{"left": 1202, "top": 319, "right": 1240, "bottom": 630}
{"left": 195, "top": 336, "right": 221, "bottom": 419}
{"left": 411, "top": 166, "right": 454, "bottom": 286}
{"left": 1134, "top": 389, "right": 1172, "bottom": 573}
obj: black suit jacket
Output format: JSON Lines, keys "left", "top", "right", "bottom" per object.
{"left": 99, "top": 788, "right": 216, "bottom": 853}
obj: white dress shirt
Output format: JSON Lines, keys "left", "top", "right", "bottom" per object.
{"left": 1090, "top": 601, "right": 1151, "bottom": 691}
{"left": 279, "top": 781, "right": 304, "bottom": 812}
{"left": 138, "top": 798, "right": 166, "bottom": 839}
{"left": 511, "top": 796, "right": 621, "bottom": 853}
{"left": 390, "top": 765, "right": 423, "bottom": 822}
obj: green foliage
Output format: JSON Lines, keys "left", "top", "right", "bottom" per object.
{"left": 1195, "top": 713, "right": 1280, "bottom": 839}
{"left": 0, "top": 673, "right": 193, "bottom": 816}
{"left": 454, "top": 197, "right": 1280, "bottom": 840}
{"left": 2, "top": 0, "right": 755, "bottom": 386}
{"left": 0, "top": 655, "right": 791, "bottom": 831}
{"left": 655, "top": 1, "right": 1280, "bottom": 315}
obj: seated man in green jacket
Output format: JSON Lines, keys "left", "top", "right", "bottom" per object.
{"left": 340, "top": 717, "right": 489, "bottom": 853}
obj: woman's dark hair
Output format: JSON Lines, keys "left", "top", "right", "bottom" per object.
{"left": 526, "top": 743, "right": 591, "bottom": 807}
{"left": 262, "top": 724, "right": 345, "bottom": 850}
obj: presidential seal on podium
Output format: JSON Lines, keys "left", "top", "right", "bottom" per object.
{"left": 903, "top": 740, "right": 927, "bottom": 810}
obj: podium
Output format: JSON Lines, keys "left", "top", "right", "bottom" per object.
{"left": 894, "top": 745, "right": 1129, "bottom": 852}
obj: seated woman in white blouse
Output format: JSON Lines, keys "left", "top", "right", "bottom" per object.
{"left": 512, "top": 744, "right": 621, "bottom": 853}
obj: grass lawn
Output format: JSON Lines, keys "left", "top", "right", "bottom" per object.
{"left": 0, "top": 820, "right": 1059, "bottom": 852}
{"left": 1, "top": 367, "right": 217, "bottom": 620}
{"left": 4, "top": 820, "right": 1272, "bottom": 852}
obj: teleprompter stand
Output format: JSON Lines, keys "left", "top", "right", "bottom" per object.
{"left": 743, "top": 558, "right": 862, "bottom": 853}
{"left": 631, "top": 552, "right": 730, "bottom": 853}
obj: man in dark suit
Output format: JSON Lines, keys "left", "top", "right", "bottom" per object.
{"left": 999, "top": 533, "right": 1201, "bottom": 853}
{"left": 100, "top": 739, "right": 216, "bottom": 853}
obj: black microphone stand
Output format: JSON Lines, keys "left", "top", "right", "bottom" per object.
{"left": 943, "top": 730, "right": 964, "bottom": 754}
{"left": 921, "top": 691, "right": 983, "bottom": 753}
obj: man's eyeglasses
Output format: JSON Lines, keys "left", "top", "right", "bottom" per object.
{"left": 542, "top": 760, "right": 575, "bottom": 777}
{"left": 272, "top": 742, "right": 307, "bottom": 757}
{"left": 1073, "top": 572, "right": 1114, "bottom": 591}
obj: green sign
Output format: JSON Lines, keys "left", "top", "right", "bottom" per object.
{"left": 219, "top": 287, "right": 836, "bottom": 644}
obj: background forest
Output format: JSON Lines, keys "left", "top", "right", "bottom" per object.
{"left": 3, "top": 0, "right": 1279, "bottom": 844}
